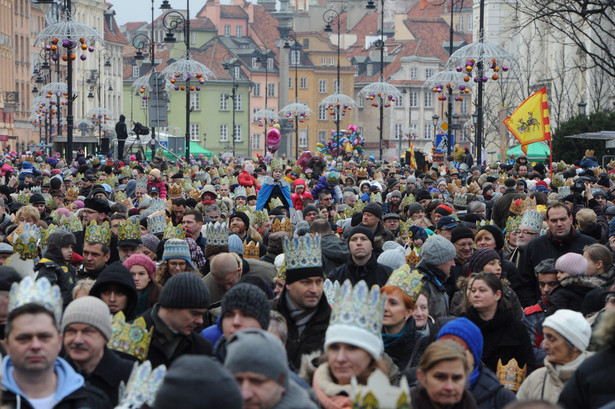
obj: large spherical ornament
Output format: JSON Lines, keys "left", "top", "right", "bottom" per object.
{"left": 459, "top": 85, "right": 465, "bottom": 91}
{"left": 175, "top": 72, "right": 180, "bottom": 77}
{"left": 80, "top": 54, "right": 87, "bottom": 61}
{"left": 473, "top": 77, "right": 479, "bottom": 83}
{"left": 466, "top": 65, "right": 472, "bottom": 72}
{"left": 199, "top": 78, "right": 204, "bottom": 84}
{"left": 62, "top": 39, "right": 70, "bottom": 48}
{"left": 170, "top": 78, "right": 176, "bottom": 84}
{"left": 464, "top": 88, "right": 470, "bottom": 94}
{"left": 70, "top": 54, "right": 76, "bottom": 60}
{"left": 51, "top": 45, "right": 57, "bottom": 52}
{"left": 51, "top": 38, "right": 59, "bottom": 45}
{"left": 174, "top": 86, "right": 179, "bottom": 90}
{"left": 456, "top": 66, "right": 462, "bottom": 72}
{"left": 88, "top": 46, "right": 94, "bottom": 52}
{"left": 180, "top": 86, "right": 185, "bottom": 90}
{"left": 81, "top": 44, "right": 87, "bottom": 50}
{"left": 481, "top": 76, "right": 488, "bottom": 82}
{"left": 190, "top": 86, "right": 195, "bottom": 91}
{"left": 186, "top": 74, "right": 191, "bottom": 81}
{"left": 502, "top": 65, "right": 509, "bottom": 72}
{"left": 196, "top": 73, "right": 202, "bottom": 79}
{"left": 463, "top": 76, "right": 470, "bottom": 82}
{"left": 492, "top": 74, "right": 499, "bottom": 80}
{"left": 196, "top": 86, "right": 200, "bottom": 91}
{"left": 62, "top": 55, "right": 68, "bottom": 61}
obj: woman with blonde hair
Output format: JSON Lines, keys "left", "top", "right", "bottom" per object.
{"left": 154, "top": 239, "right": 200, "bottom": 286}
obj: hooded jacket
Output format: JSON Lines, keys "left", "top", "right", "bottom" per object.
{"left": 1, "top": 356, "right": 111, "bottom": 409}
{"left": 328, "top": 253, "right": 392, "bottom": 288}
{"left": 89, "top": 262, "right": 138, "bottom": 321}
{"left": 35, "top": 231, "right": 77, "bottom": 309}
{"left": 416, "top": 261, "right": 450, "bottom": 319}
{"left": 291, "top": 179, "right": 313, "bottom": 211}
{"left": 546, "top": 275, "right": 602, "bottom": 315}
{"left": 320, "top": 234, "right": 350, "bottom": 275}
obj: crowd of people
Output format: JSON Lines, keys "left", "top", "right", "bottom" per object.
{"left": 0, "top": 147, "right": 614, "bottom": 409}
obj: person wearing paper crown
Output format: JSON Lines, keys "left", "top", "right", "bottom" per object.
{"left": 35, "top": 231, "right": 77, "bottom": 309}
{"left": 255, "top": 159, "right": 294, "bottom": 216}
{"left": 2, "top": 277, "right": 111, "bottom": 409}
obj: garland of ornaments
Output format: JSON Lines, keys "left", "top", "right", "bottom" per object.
{"left": 45, "top": 37, "right": 96, "bottom": 62}
{"left": 169, "top": 72, "right": 206, "bottom": 91}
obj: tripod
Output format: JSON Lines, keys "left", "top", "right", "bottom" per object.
{"left": 125, "top": 133, "right": 147, "bottom": 161}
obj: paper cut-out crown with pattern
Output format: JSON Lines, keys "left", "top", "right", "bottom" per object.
{"left": 370, "top": 192, "right": 383, "bottom": 204}
{"left": 115, "top": 361, "right": 166, "bottom": 409}
{"left": 506, "top": 215, "right": 522, "bottom": 232}
{"left": 246, "top": 186, "right": 256, "bottom": 198}
{"left": 108, "top": 311, "right": 153, "bottom": 362}
{"left": 558, "top": 186, "right": 571, "bottom": 199}
{"left": 325, "top": 280, "right": 385, "bottom": 359}
{"left": 255, "top": 209, "right": 269, "bottom": 226}
{"left": 453, "top": 193, "right": 468, "bottom": 208}
{"left": 323, "top": 279, "right": 341, "bottom": 305}
{"left": 149, "top": 198, "right": 166, "bottom": 212}
{"left": 497, "top": 358, "right": 527, "bottom": 392}
{"left": 206, "top": 221, "right": 229, "bottom": 246}
{"left": 17, "top": 190, "right": 31, "bottom": 205}
{"left": 163, "top": 222, "right": 185, "bottom": 240}
{"left": 384, "top": 264, "right": 424, "bottom": 303}
{"left": 235, "top": 204, "right": 252, "bottom": 214}
{"left": 65, "top": 186, "right": 79, "bottom": 202}
{"left": 167, "top": 183, "right": 182, "bottom": 199}
{"left": 114, "top": 191, "right": 134, "bottom": 209}
{"left": 44, "top": 193, "right": 56, "bottom": 210}
{"left": 148, "top": 211, "right": 168, "bottom": 236}
{"left": 283, "top": 234, "right": 322, "bottom": 274}
{"left": 40, "top": 224, "right": 60, "bottom": 249}
{"left": 243, "top": 241, "right": 260, "bottom": 259}
{"left": 234, "top": 186, "right": 247, "bottom": 199}
{"left": 9, "top": 276, "right": 63, "bottom": 325}
{"left": 271, "top": 217, "right": 292, "bottom": 234}
{"left": 351, "top": 371, "right": 410, "bottom": 409}
{"left": 519, "top": 209, "right": 543, "bottom": 232}
{"left": 135, "top": 178, "right": 148, "bottom": 191}
{"left": 352, "top": 200, "right": 367, "bottom": 215}
{"left": 194, "top": 171, "right": 207, "bottom": 181}
{"left": 268, "top": 197, "right": 284, "bottom": 210}
{"left": 357, "top": 167, "right": 368, "bottom": 178}
{"left": 405, "top": 249, "right": 420, "bottom": 266}
{"left": 13, "top": 224, "right": 41, "bottom": 260}
{"left": 118, "top": 218, "right": 141, "bottom": 242}
{"left": 84, "top": 220, "right": 111, "bottom": 246}
{"left": 509, "top": 197, "right": 536, "bottom": 215}
{"left": 400, "top": 194, "right": 416, "bottom": 209}
{"left": 476, "top": 219, "right": 493, "bottom": 229}
{"left": 270, "top": 158, "right": 284, "bottom": 171}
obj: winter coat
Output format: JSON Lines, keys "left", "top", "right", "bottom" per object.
{"left": 559, "top": 345, "right": 615, "bottom": 409}
{"left": 89, "top": 262, "right": 138, "bottom": 321}
{"left": 451, "top": 281, "right": 523, "bottom": 320}
{"left": 416, "top": 261, "right": 450, "bottom": 318}
{"left": 147, "top": 179, "right": 167, "bottom": 199}
{"left": 306, "top": 157, "right": 326, "bottom": 179}
{"left": 595, "top": 265, "right": 615, "bottom": 289}
{"left": 1, "top": 357, "right": 112, "bottom": 409}
{"left": 274, "top": 378, "right": 319, "bottom": 409}
{"left": 311, "top": 176, "right": 342, "bottom": 203}
{"left": 581, "top": 198, "right": 609, "bottom": 244}
{"left": 320, "top": 234, "right": 350, "bottom": 275}
{"left": 464, "top": 305, "right": 536, "bottom": 375}
{"left": 470, "top": 363, "right": 517, "bottom": 409}
{"left": 35, "top": 259, "right": 76, "bottom": 310}
{"left": 64, "top": 347, "right": 133, "bottom": 407}
{"left": 547, "top": 275, "right": 602, "bottom": 315}
{"left": 371, "top": 222, "right": 396, "bottom": 256}
{"left": 273, "top": 288, "right": 331, "bottom": 369}
{"left": 312, "top": 363, "right": 353, "bottom": 409}
{"left": 491, "top": 189, "right": 526, "bottom": 230}
{"left": 517, "top": 351, "right": 592, "bottom": 404}
{"left": 238, "top": 170, "right": 261, "bottom": 190}
{"left": 328, "top": 253, "right": 393, "bottom": 288}
{"left": 517, "top": 229, "right": 596, "bottom": 307}
{"left": 291, "top": 179, "right": 313, "bottom": 211}
{"left": 383, "top": 318, "right": 428, "bottom": 371}
{"left": 410, "top": 385, "right": 478, "bottom": 409}
{"left": 522, "top": 298, "right": 549, "bottom": 365}
{"left": 141, "top": 304, "right": 213, "bottom": 368}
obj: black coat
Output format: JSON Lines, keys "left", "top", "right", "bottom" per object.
{"left": 64, "top": 347, "right": 133, "bottom": 407}
{"left": 384, "top": 318, "right": 428, "bottom": 371}
{"left": 1, "top": 383, "right": 111, "bottom": 409}
{"left": 464, "top": 305, "right": 536, "bottom": 375}
{"left": 89, "top": 262, "right": 138, "bottom": 321}
{"left": 35, "top": 259, "right": 75, "bottom": 309}
{"left": 547, "top": 275, "right": 601, "bottom": 315}
{"left": 141, "top": 304, "right": 213, "bottom": 368}
{"left": 320, "top": 234, "right": 350, "bottom": 275}
{"left": 273, "top": 288, "right": 331, "bottom": 369}
{"left": 471, "top": 363, "right": 517, "bottom": 409}
{"left": 328, "top": 253, "right": 392, "bottom": 288}
{"left": 517, "top": 229, "right": 596, "bottom": 307}
{"left": 559, "top": 344, "right": 615, "bottom": 409}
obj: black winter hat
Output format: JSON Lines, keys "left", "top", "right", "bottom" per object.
{"left": 221, "top": 283, "right": 270, "bottom": 330}
{"left": 468, "top": 248, "right": 500, "bottom": 273}
{"left": 90, "top": 262, "right": 138, "bottom": 320}
{"left": 363, "top": 202, "right": 383, "bottom": 219}
{"left": 229, "top": 211, "right": 250, "bottom": 228}
{"left": 159, "top": 272, "right": 211, "bottom": 309}
{"left": 302, "top": 205, "right": 319, "bottom": 218}
{"left": 44, "top": 231, "right": 76, "bottom": 262}
{"left": 0, "top": 266, "right": 22, "bottom": 291}
{"left": 29, "top": 193, "right": 45, "bottom": 205}
{"left": 348, "top": 226, "right": 375, "bottom": 246}
{"left": 83, "top": 197, "right": 111, "bottom": 214}
{"left": 450, "top": 226, "right": 474, "bottom": 243}
{"left": 154, "top": 355, "right": 243, "bottom": 409}
{"left": 416, "top": 190, "right": 432, "bottom": 201}
{"left": 478, "top": 225, "right": 505, "bottom": 251}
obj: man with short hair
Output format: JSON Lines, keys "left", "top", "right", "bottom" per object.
{"left": 310, "top": 218, "right": 349, "bottom": 275}
{"left": 360, "top": 202, "right": 395, "bottom": 255}
{"left": 448, "top": 226, "right": 475, "bottom": 299}
{"left": 117, "top": 219, "right": 143, "bottom": 262}
{"left": 328, "top": 226, "right": 393, "bottom": 288}
{"left": 302, "top": 205, "right": 319, "bottom": 225}
{"left": 143, "top": 272, "right": 213, "bottom": 367}
{"left": 436, "top": 216, "right": 458, "bottom": 241}
{"left": 78, "top": 242, "right": 111, "bottom": 280}
{"left": 183, "top": 209, "right": 206, "bottom": 253}
{"left": 203, "top": 252, "right": 243, "bottom": 306}
{"left": 225, "top": 330, "right": 317, "bottom": 409}
{"left": 3, "top": 302, "right": 109, "bottom": 409}
{"left": 383, "top": 213, "right": 401, "bottom": 236}
{"left": 62, "top": 296, "right": 133, "bottom": 406}
{"left": 416, "top": 235, "right": 458, "bottom": 317}
{"left": 74, "top": 197, "right": 119, "bottom": 263}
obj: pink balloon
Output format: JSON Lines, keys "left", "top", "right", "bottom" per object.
{"left": 266, "top": 128, "right": 281, "bottom": 154}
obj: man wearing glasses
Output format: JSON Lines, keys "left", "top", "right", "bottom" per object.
{"left": 74, "top": 198, "right": 120, "bottom": 270}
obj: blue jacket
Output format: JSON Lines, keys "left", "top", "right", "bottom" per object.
{"left": 201, "top": 315, "right": 223, "bottom": 346}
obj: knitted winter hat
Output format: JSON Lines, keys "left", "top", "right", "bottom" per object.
{"left": 415, "top": 190, "right": 432, "bottom": 201}
{"left": 159, "top": 272, "right": 210, "bottom": 309}
{"left": 377, "top": 242, "right": 406, "bottom": 270}
{"left": 229, "top": 211, "right": 250, "bottom": 228}
{"left": 406, "top": 202, "right": 424, "bottom": 216}
{"left": 450, "top": 226, "right": 474, "bottom": 243}
{"left": 221, "top": 283, "right": 270, "bottom": 330}
{"left": 363, "top": 202, "right": 383, "bottom": 219}
{"left": 141, "top": 233, "right": 160, "bottom": 254}
{"left": 228, "top": 234, "right": 243, "bottom": 255}
{"left": 154, "top": 355, "right": 243, "bottom": 409}
{"left": 302, "top": 205, "right": 319, "bottom": 218}
{"left": 123, "top": 253, "right": 157, "bottom": 280}
{"left": 61, "top": 296, "right": 113, "bottom": 340}
{"left": 478, "top": 225, "right": 505, "bottom": 250}
{"left": 348, "top": 226, "right": 375, "bottom": 246}
{"left": 543, "top": 309, "right": 592, "bottom": 351}
{"left": 555, "top": 252, "right": 588, "bottom": 276}
{"left": 468, "top": 248, "right": 500, "bottom": 273}
{"left": 149, "top": 168, "right": 161, "bottom": 179}
{"left": 420, "top": 235, "right": 457, "bottom": 266}
{"left": 434, "top": 204, "right": 453, "bottom": 217}
{"left": 162, "top": 239, "right": 194, "bottom": 270}
{"left": 225, "top": 329, "right": 289, "bottom": 387}
{"left": 437, "top": 317, "right": 483, "bottom": 387}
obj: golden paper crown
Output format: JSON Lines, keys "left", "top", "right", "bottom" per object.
{"left": 357, "top": 167, "right": 368, "bottom": 178}
{"left": 65, "top": 186, "right": 79, "bottom": 202}
{"left": 496, "top": 358, "right": 527, "bottom": 392}
{"left": 405, "top": 249, "right": 420, "bottom": 266}
{"left": 163, "top": 221, "right": 185, "bottom": 240}
{"left": 271, "top": 158, "right": 284, "bottom": 171}
{"left": 246, "top": 186, "right": 256, "bottom": 198}
{"left": 370, "top": 192, "right": 383, "bottom": 204}
{"left": 118, "top": 218, "right": 141, "bottom": 242}
{"left": 168, "top": 183, "right": 183, "bottom": 199}
{"left": 509, "top": 196, "right": 536, "bottom": 215}
{"left": 505, "top": 215, "right": 522, "bottom": 232}
{"left": 384, "top": 264, "right": 424, "bottom": 302}
{"left": 17, "top": 190, "right": 31, "bottom": 205}
{"left": 40, "top": 224, "right": 60, "bottom": 249}
{"left": 271, "top": 217, "right": 292, "bottom": 234}
{"left": 243, "top": 241, "right": 260, "bottom": 259}
{"left": 108, "top": 311, "right": 153, "bottom": 362}
{"left": 13, "top": 224, "right": 41, "bottom": 260}
{"left": 255, "top": 209, "right": 269, "bottom": 226}
{"left": 268, "top": 197, "right": 284, "bottom": 210}
{"left": 84, "top": 220, "right": 111, "bottom": 246}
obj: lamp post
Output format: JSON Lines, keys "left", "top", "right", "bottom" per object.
{"left": 223, "top": 60, "right": 240, "bottom": 158}
{"left": 578, "top": 100, "right": 587, "bottom": 116}
{"left": 324, "top": 9, "right": 341, "bottom": 156}
{"left": 432, "top": 114, "right": 439, "bottom": 147}
{"left": 446, "top": 0, "right": 455, "bottom": 156}
{"left": 284, "top": 30, "right": 299, "bottom": 158}
{"left": 255, "top": 47, "right": 272, "bottom": 148}
{"left": 368, "top": 0, "right": 385, "bottom": 160}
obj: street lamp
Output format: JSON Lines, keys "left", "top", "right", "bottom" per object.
{"left": 254, "top": 47, "right": 276, "bottom": 151}
{"left": 578, "top": 100, "right": 587, "bottom": 116}
{"left": 324, "top": 8, "right": 342, "bottom": 156}
{"left": 432, "top": 114, "right": 439, "bottom": 147}
{"left": 222, "top": 60, "right": 240, "bottom": 158}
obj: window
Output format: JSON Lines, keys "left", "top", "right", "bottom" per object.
{"left": 234, "top": 124, "right": 242, "bottom": 141}
{"left": 334, "top": 80, "right": 340, "bottom": 93}
{"left": 410, "top": 91, "right": 418, "bottom": 107}
{"left": 318, "top": 130, "right": 326, "bottom": 143}
{"left": 291, "top": 50, "right": 300, "bottom": 65}
{"left": 425, "top": 68, "right": 434, "bottom": 79}
{"left": 251, "top": 57, "right": 258, "bottom": 69}
{"left": 190, "top": 93, "right": 200, "bottom": 110}
{"left": 253, "top": 82, "right": 261, "bottom": 97}
{"left": 220, "top": 124, "right": 228, "bottom": 142}
{"left": 424, "top": 92, "right": 433, "bottom": 107}
{"left": 233, "top": 66, "right": 241, "bottom": 79}
{"left": 396, "top": 94, "right": 403, "bottom": 107}
{"left": 302, "top": 39, "right": 309, "bottom": 48}
{"left": 299, "top": 129, "right": 308, "bottom": 147}
{"left": 224, "top": 25, "right": 231, "bottom": 37}
{"left": 289, "top": 77, "right": 293, "bottom": 89}
{"left": 366, "top": 64, "right": 373, "bottom": 76}
{"left": 191, "top": 32, "right": 196, "bottom": 45}
{"left": 460, "top": 98, "right": 468, "bottom": 114}
{"left": 132, "top": 66, "right": 139, "bottom": 78}
{"left": 140, "top": 97, "right": 148, "bottom": 109}
{"left": 395, "top": 124, "right": 403, "bottom": 139}
{"left": 358, "top": 96, "right": 364, "bottom": 108}
{"left": 321, "top": 57, "right": 327, "bottom": 66}
{"left": 252, "top": 133, "right": 261, "bottom": 149}
{"left": 190, "top": 123, "right": 200, "bottom": 141}
{"left": 220, "top": 93, "right": 228, "bottom": 110}
{"left": 318, "top": 105, "right": 327, "bottom": 120}
{"left": 425, "top": 124, "right": 433, "bottom": 138}
{"left": 319, "top": 80, "right": 327, "bottom": 93}
{"left": 329, "top": 57, "right": 335, "bottom": 66}
{"left": 267, "top": 83, "right": 275, "bottom": 97}
{"left": 458, "top": 15, "right": 463, "bottom": 31}
{"left": 236, "top": 25, "right": 242, "bottom": 37}
{"left": 234, "top": 93, "right": 243, "bottom": 110}
{"left": 410, "top": 67, "right": 418, "bottom": 79}
{"left": 267, "top": 59, "right": 274, "bottom": 70}
{"left": 467, "top": 15, "right": 473, "bottom": 31}
{"left": 300, "top": 77, "right": 308, "bottom": 89}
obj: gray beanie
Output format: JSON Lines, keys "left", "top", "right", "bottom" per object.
{"left": 420, "top": 235, "right": 457, "bottom": 265}
{"left": 141, "top": 233, "right": 160, "bottom": 253}
{"left": 154, "top": 355, "right": 243, "bottom": 409}
{"left": 61, "top": 296, "right": 113, "bottom": 340}
{"left": 406, "top": 202, "right": 424, "bottom": 216}
{"left": 377, "top": 241, "right": 406, "bottom": 270}
{"left": 159, "top": 272, "right": 211, "bottom": 309}
{"left": 225, "top": 329, "right": 289, "bottom": 387}
{"left": 221, "top": 284, "right": 270, "bottom": 330}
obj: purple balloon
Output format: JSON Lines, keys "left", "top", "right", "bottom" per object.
{"left": 51, "top": 54, "right": 59, "bottom": 61}
{"left": 80, "top": 54, "right": 87, "bottom": 60}
{"left": 62, "top": 39, "right": 70, "bottom": 47}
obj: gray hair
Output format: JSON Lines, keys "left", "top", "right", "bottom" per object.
{"left": 268, "top": 311, "right": 288, "bottom": 346}
{"left": 467, "top": 201, "right": 486, "bottom": 214}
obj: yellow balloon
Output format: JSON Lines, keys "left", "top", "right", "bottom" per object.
{"left": 316, "top": 143, "right": 325, "bottom": 149}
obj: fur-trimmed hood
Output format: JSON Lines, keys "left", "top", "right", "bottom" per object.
{"left": 560, "top": 275, "right": 603, "bottom": 290}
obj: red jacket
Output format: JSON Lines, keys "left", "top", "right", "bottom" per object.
{"left": 238, "top": 170, "right": 261, "bottom": 191}
{"left": 291, "top": 178, "right": 313, "bottom": 210}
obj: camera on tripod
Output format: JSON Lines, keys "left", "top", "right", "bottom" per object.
{"left": 133, "top": 122, "right": 150, "bottom": 137}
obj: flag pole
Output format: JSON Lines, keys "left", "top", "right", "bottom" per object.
{"left": 549, "top": 138, "right": 553, "bottom": 180}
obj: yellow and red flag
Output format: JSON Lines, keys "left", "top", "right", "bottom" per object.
{"left": 504, "top": 87, "right": 551, "bottom": 154}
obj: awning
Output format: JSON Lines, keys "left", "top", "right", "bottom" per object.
{"left": 506, "top": 142, "right": 550, "bottom": 161}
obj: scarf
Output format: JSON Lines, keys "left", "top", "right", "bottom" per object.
{"left": 285, "top": 292, "right": 317, "bottom": 336}
{"left": 382, "top": 320, "right": 407, "bottom": 348}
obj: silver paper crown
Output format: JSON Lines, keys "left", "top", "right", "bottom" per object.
{"left": 454, "top": 193, "right": 467, "bottom": 208}
{"left": 149, "top": 198, "right": 166, "bottom": 212}
{"left": 136, "top": 177, "right": 148, "bottom": 191}
{"left": 323, "top": 279, "right": 340, "bottom": 305}
{"left": 147, "top": 211, "right": 167, "bottom": 235}
{"left": 206, "top": 221, "right": 229, "bottom": 246}
{"left": 9, "top": 276, "right": 63, "bottom": 325}
{"left": 234, "top": 186, "right": 247, "bottom": 199}
{"left": 558, "top": 186, "right": 571, "bottom": 199}
{"left": 115, "top": 361, "right": 167, "bottom": 409}
{"left": 195, "top": 171, "right": 207, "bottom": 181}
{"left": 351, "top": 370, "right": 410, "bottom": 409}
{"left": 519, "top": 209, "right": 543, "bottom": 232}
{"left": 31, "top": 186, "right": 42, "bottom": 195}
{"left": 283, "top": 234, "right": 322, "bottom": 271}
